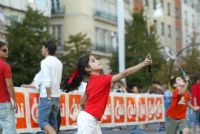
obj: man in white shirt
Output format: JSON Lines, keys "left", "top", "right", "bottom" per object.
{"left": 38, "top": 41, "right": 63, "bottom": 134}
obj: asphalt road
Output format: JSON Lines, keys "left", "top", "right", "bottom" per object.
{"left": 59, "top": 128, "right": 165, "bottom": 134}
{"left": 59, "top": 126, "right": 200, "bottom": 134}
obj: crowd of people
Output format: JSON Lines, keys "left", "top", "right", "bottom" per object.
{"left": 110, "top": 74, "right": 200, "bottom": 134}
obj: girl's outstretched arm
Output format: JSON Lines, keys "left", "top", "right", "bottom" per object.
{"left": 112, "top": 58, "right": 152, "bottom": 83}
{"left": 80, "top": 93, "right": 88, "bottom": 110}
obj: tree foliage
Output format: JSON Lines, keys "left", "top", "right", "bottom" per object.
{"left": 111, "top": 11, "right": 165, "bottom": 90}
{"left": 59, "top": 32, "right": 92, "bottom": 79}
{"left": 181, "top": 47, "right": 200, "bottom": 75}
{"left": 171, "top": 34, "right": 200, "bottom": 78}
{"left": 6, "top": 7, "right": 49, "bottom": 86}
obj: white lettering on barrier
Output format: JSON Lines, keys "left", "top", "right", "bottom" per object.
{"left": 15, "top": 88, "right": 165, "bottom": 132}
{"left": 69, "top": 98, "right": 79, "bottom": 121}
{"left": 155, "top": 99, "right": 162, "bottom": 118}
{"left": 15, "top": 102, "right": 25, "bottom": 124}
{"left": 31, "top": 98, "right": 38, "bottom": 123}
{"left": 147, "top": 101, "right": 154, "bottom": 119}
{"left": 115, "top": 100, "right": 124, "bottom": 119}
{"left": 138, "top": 101, "right": 145, "bottom": 119}
{"left": 60, "top": 103, "right": 65, "bottom": 117}
{"left": 127, "top": 100, "right": 136, "bottom": 119}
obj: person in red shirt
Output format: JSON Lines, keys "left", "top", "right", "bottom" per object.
{"left": 166, "top": 76, "right": 199, "bottom": 134}
{"left": 65, "top": 54, "right": 151, "bottom": 134}
{"left": 191, "top": 73, "right": 200, "bottom": 126}
{"left": 0, "top": 41, "right": 18, "bottom": 134}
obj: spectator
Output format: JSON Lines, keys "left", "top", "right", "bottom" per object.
{"left": 148, "top": 80, "right": 164, "bottom": 94}
{"left": 130, "top": 85, "right": 139, "bottom": 94}
{"left": 111, "top": 81, "right": 127, "bottom": 93}
{"left": 164, "top": 84, "right": 172, "bottom": 110}
{"left": 0, "top": 41, "right": 18, "bottom": 134}
{"left": 21, "top": 71, "right": 41, "bottom": 89}
{"left": 38, "top": 41, "right": 63, "bottom": 134}
{"left": 147, "top": 80, "right": 165, "bottom": 131}
{"left": 191, "top": 73, "right": 200, "bottom": 127}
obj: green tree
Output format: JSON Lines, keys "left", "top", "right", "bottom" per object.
{"left": 111, "top": 11, "right": 165, "bottom": 90}
{"left": 182, "top": 47, "right": 200, "bottom": 75}
{"left": 171, "top": 33, "right": 200, "bottom": 78}
{"left": 6, "top": 7, "right": 49, "bottom": 86}
{"left": 60, "top": 32, "right": 92, "bottom": 79}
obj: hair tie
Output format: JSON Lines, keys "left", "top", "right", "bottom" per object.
{"left": 67, "top": 69, "right": 79, "bottom": 84}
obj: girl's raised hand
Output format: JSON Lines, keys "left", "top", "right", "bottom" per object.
{"left": 143, "top": 58, "right": 152, "bottom": 66}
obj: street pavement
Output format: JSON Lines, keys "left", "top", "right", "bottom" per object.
{"left": 59, "top": 126, "right": 200, "bottom": 134}
{"left": 59, "top": 128, "right": 165, "bottom": 134}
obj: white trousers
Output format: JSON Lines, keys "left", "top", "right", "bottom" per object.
{"left": 77, "top": 111, "right": 102, "bottom": 134}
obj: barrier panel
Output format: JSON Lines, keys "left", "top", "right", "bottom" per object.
{"left": 15, "top": 87, "right": 165, "bottom": 133}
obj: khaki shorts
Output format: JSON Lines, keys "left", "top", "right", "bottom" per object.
{"left": 166, "top": 116, "right": 189, "bottom": 134}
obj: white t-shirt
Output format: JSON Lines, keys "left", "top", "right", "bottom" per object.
{"left": 40, "top": 55, "right": 63, "bottom": 97}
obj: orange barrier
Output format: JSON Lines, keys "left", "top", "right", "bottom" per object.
{"left": 15, "top": 87, "right": 165, "bottom": 133}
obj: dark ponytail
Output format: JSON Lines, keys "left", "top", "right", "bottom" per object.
{"left": 64, "top": 54, "right": 90, "bottom": 92}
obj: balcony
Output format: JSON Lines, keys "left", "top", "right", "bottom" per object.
{"left": 51, "top": 6, "right": 65, "bottom": 16}
{"left": 93, "top": 43, "right": 116, "bottom": 53}
{"left": 94, "top": 8, "right": 117, "bottom": 24}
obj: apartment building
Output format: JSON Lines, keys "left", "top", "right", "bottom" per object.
{"left": 142, "top": 0, "right": 176, "bottom": 51}
{"left": 50, "top": 0, "right": 134, "bottom": 72}
{"left": 0, "top": 0, "right": 51, "bottom": 42}
{"left": 181, "top": 0, "right": 200, "bottom": 48}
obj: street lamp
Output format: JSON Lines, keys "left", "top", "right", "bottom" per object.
{"left": 117, "top": 0, "right": 125, "bottom": 81}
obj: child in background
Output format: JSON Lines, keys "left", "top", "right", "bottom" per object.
{"left": 166, "top": 76, "right": 199, "bottom": 134}
{"left": 65, "top": 54, "right": 151, "bottom": 134}
{"left": 21, "top": 71, "right": 41, "bottom": 89}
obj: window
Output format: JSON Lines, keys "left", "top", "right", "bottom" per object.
{"left": 175, "top": 7, "right": 179, "bottom": 18}
{"left": 184, "top": 0, "right": 187, "bottom": 4}
{"left": 95, "top": 27, "right": 114, "bottom": 52}
{"left": 184, "top": 10, "right": 187, "bottom": 17}
{"left": 176, "top": 28, "right": 180, "bottom": 39}
{"left": 51, "top": 0, "right": 61, "bottom": 9}
{"left": 154, "top": 20, "right": 157, "bottom": 29}
{"left": 167, "top": 3, "right": 171, "bottom": 16}
{"left": 160, "top": 0, "right": 164, "bottom": 9}
{"left": 192, "top": 14, "right": 194, "bottom": 20}
{"left": 145, "top": 0, "right": 149, "bottom": 6}
{"left": 94, "top": 0, "right": 117, "bottom": 23}
{"left": 168, "top": 25, "right": 171, "bottom": 37}
{"left": 50, "top": 25, "right": 63, "bottom": 46}
{"left": 161, "top": 22, "right": 165, "bottom": 36}
{"left": 153, "top": 0, "right": 157, "bottom": 10}
{"left": 192, "top": 22, "right": 195, "bottom": 29}
{"left": 185, "top": 19, "right": 188, "bottom": 26}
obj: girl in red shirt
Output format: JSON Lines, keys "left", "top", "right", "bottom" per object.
{"left": 65, "top": 54, "right": 151, "bottom": 134}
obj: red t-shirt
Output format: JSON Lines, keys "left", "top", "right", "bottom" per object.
{"left": 192, "top": 84, "right": 200, "bottom": 106}
{"left": 0, "top": 58, "right": 12, "bottom": 102}
{"left": 84, "top": 74, "right": 112, "bottom": 121}
{"left": 166, "top": 88, "right": 190, "bottom": 119}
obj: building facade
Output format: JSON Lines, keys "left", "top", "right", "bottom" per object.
{"left": 50, "top": 0, "right": 134, "bottom": 72}
{"left": 181, "top": 0, "right": 200, "bottom": 48}
{"left": 0, "top": 0, "right": 51, "bottom": 42}
{"left": 142, "top": 0, "right": 177, "bottom": 51}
